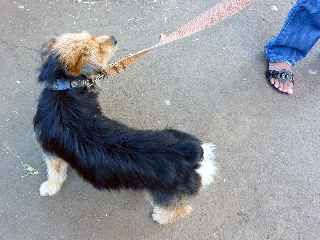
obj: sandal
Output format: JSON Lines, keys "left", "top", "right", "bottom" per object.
{"left": 266, "top": 69, "right": 294, "bottom": 94}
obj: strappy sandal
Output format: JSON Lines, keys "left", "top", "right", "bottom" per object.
{"left": 266, "top": 69, "right": 294, "bottom": 94}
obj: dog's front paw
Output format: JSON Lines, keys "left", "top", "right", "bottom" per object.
{"left": 39, "top": 181, "right": 62, "bottom": 196}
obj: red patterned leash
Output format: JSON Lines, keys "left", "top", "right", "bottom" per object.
{"left": 103, "top": 0, "right": 252, "bottom": 77}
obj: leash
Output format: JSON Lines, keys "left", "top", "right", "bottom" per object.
{"left": 49, "top": 0, "right": 251, "bottom": 91}
{"left": 96, "top": 0, "right": 252, "bottom": 79}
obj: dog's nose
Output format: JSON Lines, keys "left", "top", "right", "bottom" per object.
{"left": 111, "top": 36, "right": 117, "bottom": 46}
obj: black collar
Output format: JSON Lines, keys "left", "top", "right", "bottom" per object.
{"left": 45, "top": 75, "right": 95, "bottom": 91}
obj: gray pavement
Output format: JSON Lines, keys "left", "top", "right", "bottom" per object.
{"left": 1, "top": 0, "right": 320, "bottom": 239}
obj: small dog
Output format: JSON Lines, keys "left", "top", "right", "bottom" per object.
{"left": 34, "top": 32, "right": 217, "bottom": 224}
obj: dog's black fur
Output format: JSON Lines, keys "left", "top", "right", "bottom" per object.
{"left": 34, "top": 53, "right": 204, "bottom": 205}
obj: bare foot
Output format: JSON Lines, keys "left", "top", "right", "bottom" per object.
{"left": 268, "top": 62, "right": 294, "bottom": 94}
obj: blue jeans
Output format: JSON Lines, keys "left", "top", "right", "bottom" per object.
{"left": 265, "top": 0, "right": 320, "bottom": 65}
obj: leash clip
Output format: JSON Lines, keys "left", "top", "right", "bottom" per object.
{"left": 70, "top": 79, "right": 95, "bottom": 89}
{"left": 94, "top": 73, "right": 107, "bottom": 81}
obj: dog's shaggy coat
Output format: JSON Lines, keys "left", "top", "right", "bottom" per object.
{"left": 34, "top": 32, "right": 217, "bottom": 224}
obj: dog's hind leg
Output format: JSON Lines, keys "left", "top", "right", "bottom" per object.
{"left": 39, "top": 153, "right": 68, "bottom": 197}
{"left": 149, "top": 191, "right": 193, "bottom": 225}
{"left": 152, "top": 204, "right": 193, "bottom": 225}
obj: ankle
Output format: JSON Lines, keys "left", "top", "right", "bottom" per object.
{"left": 269, "top": 62, "right": 292, "bottom": 70}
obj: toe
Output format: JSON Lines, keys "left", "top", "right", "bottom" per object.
{"left": 282, "top": 81, "right": 289, "bottom": 93}
{"left": 270, "top": 78, "right": 275, "bottom": 85}
{"left": 278, "top": 81, "right": 284, "bottom": 92}
{"left": 287, "top": 81, "right": 294, "bottom": 94}
{"left": 274, "top": 79, "right": 280, "bottom": 88}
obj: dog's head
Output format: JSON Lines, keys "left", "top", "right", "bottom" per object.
{"left": 39, "top": 32, "right": 117, "bottom": 82}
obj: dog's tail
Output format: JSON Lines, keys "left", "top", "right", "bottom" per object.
{"left": 196, "top": 143, "right": 217, "bottom": 188}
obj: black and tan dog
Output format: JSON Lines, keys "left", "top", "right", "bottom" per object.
{"left": 34, "top": 32, "right": 217, "bottom": 224}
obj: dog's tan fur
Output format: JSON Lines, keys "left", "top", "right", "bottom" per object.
{"left": 51, "top": 158, "right": 65, "bottom": 173}
{"left": 39, "top": 32, "right": 212, "bottom": 224}
{"left": 40, "top": 156, "right": 68, "bottom": 197}
{"left": 46, "top": 32, "right": 116, "bottom": 76}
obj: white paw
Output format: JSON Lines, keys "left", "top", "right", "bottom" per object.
{"left": 152, "top": 206, "right": 193, "bottom": 224}
{"left": 39, "top": 181, "right": 62, "bottom": 196}
{"left": 152, "top": 207, "right": 174, "bottom": 225}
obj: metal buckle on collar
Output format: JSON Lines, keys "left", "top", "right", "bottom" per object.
{"left": 70, "top": 79, "right": 95, "bottom": 89}
{"left": 85, "top": 70, "right": 107, "bottom": 82}
{"left": 94, "top": 73, "right": 107, "bottom": 81}
{"left": 85, "top": 79, "right": 96, "bottom": 88}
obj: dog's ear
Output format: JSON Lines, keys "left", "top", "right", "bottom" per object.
{"left": 38, "top": 53, "right": 63, "bottom": 83}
